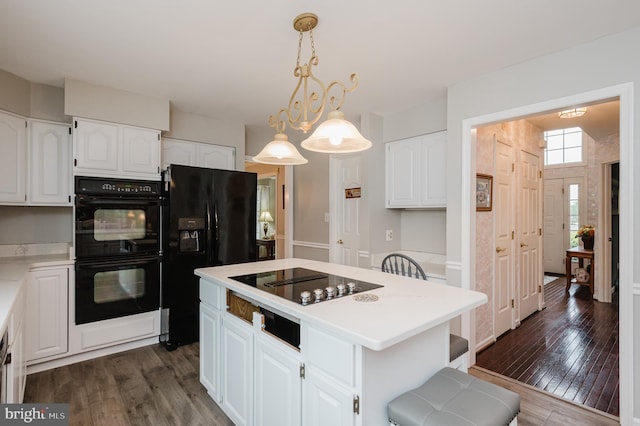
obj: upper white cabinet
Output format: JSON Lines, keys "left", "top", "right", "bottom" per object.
{"left": 385, "top": 131, "right": 447, "bottom": 208}
{"left": 29, "top": 120, "right": 72, "bottom": 205}
{"left": 162, "top": 137, "right": 235, "bottom": 171}
{"left": 0, "top": 110, "right": 27, "bottom": 204}
{"left": 73, "top": 118, "right": 161, "bottom": 180}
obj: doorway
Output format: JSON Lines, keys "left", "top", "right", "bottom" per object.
{"left": 470, "top": 96, "right": 623, "bottom": 417}
{"left": 244, "top": 161, "right": 291, "bottom": 259}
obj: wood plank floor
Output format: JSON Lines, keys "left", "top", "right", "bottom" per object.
{"left": 24, "top": 343, "right": 233, "bottom": 426}
{"left": 24, "top": 334, "right": 621, "bottom": 425}
{"left": 476, "top": 276, "right": 619, "bottom": 418}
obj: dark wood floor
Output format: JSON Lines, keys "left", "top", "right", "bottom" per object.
{"left": 24, "top": 343, "right": 233, "bottom": 426}
{"left": 476, "top": 276, "right": 619, "bottom": 417}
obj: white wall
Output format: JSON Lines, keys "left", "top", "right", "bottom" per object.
{"left": 445, "top": 27, "right": 640, "bottom": 422}
{"left": 0, "top": 207, "right": 72, "bottom": 245}
{"left": 64, "top": 78, "right": 170, "bottom": 130}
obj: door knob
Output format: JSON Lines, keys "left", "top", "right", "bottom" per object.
{"left": 496, "top": 246, "right": 506, "bottom": 253}
{"left": 337, "top": 239, "right": 344, "bottom": 244}
{"left": 520, "top": 243, "right": 528, "bottom": 248}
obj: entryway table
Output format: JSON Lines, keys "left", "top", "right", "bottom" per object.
{"left": 565, "top": 247, "right": 594, "bottom": 295}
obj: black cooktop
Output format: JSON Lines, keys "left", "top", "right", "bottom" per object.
{"left": 229, "top": 267, "right": 383, "bottom": 305}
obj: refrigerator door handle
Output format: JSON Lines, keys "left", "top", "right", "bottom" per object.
{"left": 214, "top": 202, "right": 220, "bottom": 241}
{"left": 206, "top": 201, "right": 214, "bottom": 265}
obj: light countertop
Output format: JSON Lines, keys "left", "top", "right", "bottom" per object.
{"left": 369, "top": 251, "right": 446, "bottom": 279}
{"left": 196, "top": 258, "right": 486, "bottom": 351}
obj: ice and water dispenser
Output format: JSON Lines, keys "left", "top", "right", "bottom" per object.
{"left": 178, "top": 218, "right": 205, "bottom": 253}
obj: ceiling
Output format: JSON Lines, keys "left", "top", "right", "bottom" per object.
{"left": 1, "top": 1, "right": 639, "bottom": 133}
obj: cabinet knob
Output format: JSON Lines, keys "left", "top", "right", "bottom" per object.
{"left": 337, "top": 239, "right": 344, "bottom": 244}
{"left": 496, "top": 246, "right": 506, "bottom": 253}
{"left": 520, "top": 243, "right": 528, "bottom": 248}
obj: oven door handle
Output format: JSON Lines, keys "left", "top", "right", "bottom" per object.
{"left": 75, "top": 196, "right": 161, "bottom": 206}
{"left": 75, "top": 255, "right": 160, "bottom": 270}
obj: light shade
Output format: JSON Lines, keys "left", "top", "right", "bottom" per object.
{"left": 252, "top": 133, "right": 308, "bottom": 165}
{"left": 300, "top": 110, "right": 372, "bottom": 153}
{"left": 259, "top": 211, "right": 274, "bottom": 222}
{"left": 558, "top": 107, "right": 587, "bottom": 118}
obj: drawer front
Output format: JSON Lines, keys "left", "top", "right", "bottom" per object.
{"left": 199, "top": 279, "right": 222, "bottom": 310}
{"left": 304, "top": 325, "right": 355, "bottom": 387}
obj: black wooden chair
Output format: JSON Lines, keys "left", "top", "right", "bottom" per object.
{"left": 381, "top": 253, "right": 427, "bottom": 280}
{"left": 380, "top": 253, "right": 469, "bottom": 368}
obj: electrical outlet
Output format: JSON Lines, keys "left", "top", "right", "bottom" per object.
{"left": 385, "top": 230, "right": 393, "bottom": 241}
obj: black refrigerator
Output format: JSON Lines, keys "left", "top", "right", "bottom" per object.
{"left": 161, "top": 164, "right": 257, "bottom": 350}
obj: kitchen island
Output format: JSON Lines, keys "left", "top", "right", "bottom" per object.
{"left": 195, "top": 258, "right": 487, "bottom": 426}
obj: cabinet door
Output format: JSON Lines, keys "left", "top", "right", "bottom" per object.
{"left": 29, "top": 121, "right": 72, "bottom": 205}
{"left": 197, "top": 144, "right": 235, "bottom": 170}
{"left": 222, "top": 315, "right": 253, "bottom": 426}
{"left": 0, "top": 111, "right": 27, "bottom": 204}
{"left": 200, "top": 303, "right": 220, "bottom": 401}
{"left": 74, "top": 119, "right": 119, "bottom": 173}
{"left": 122, "top": 126, "right": 161, "bottom": 176}
{"left": 385, "top": 138, "right": 421, "bottom": 208}
{"left": 26, "top": 268, "right": 69, "bottom": 362}
{"left": 420, "top": 131, "right": 447, "bottom": 207}
{"left": 255, "top": 333, "right": 301, "bottom": 426}
{"left": 161, "top": 138, "right": 197, "bottom": 169}
{"left": 303, "top": 367, "right": 355, "bottom": 426}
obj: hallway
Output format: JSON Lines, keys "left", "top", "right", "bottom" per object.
{"left": 475, "top": 277, "right": 619, "bottom": 417}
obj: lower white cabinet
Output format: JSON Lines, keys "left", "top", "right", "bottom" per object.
{"left": 6, "top": 283, "right": 26, "bottom": 403}
{"left": 25, "top": 266, "right": 69, "bottom": 363}
{"left": 199, "top": 303, "right": 220, "bottom": 401}
{"left": 303, "top": 367, "right": 355, "bottom": 426}
{"left": 254, "top": 333, "right": 301, "bottom": 426}
{"left": 221, "top": 314, "right": 254, "bottom": 426}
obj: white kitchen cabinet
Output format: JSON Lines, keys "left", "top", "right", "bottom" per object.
{"left": 6, "top": 283, "right": 26, "bottom": 403}
{"left": 385, "top": 131, "right": 447, "bottom": 208}
{"left": 199, "top": 303, "right": 220, "bottom": 401}
{"left": 254, "top": 332, "right": 302, "bottom": 426}
{"left": 221, "top": 314, "right": 253, "bottom": 426}
{"left": 25, "top": 267, "right": 69, "bottom": 363}
{"left": 303, "top": 367, "right": 355, "bottom": 426}
{"left": 73, "top": 118, "right": 161, "bottom": 180}
{"left": 29, "top": 120, "right": 72, "bottom": 205}
{"left": 161, "top": 137, "right": 235, "bottom": 171}
{"left": 0, "top": 110, "right": 27, "bottom": 204}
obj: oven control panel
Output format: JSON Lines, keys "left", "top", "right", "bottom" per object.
{"left": 75, "top": 176, "right": 161, "bottom": 196}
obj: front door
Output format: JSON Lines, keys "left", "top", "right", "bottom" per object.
{"left": 543, "top": 178, "right": 565, "bottom": 274}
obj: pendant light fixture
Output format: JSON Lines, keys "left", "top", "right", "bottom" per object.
{"left": 253, "top": 12, "right": 371, "bottom": 165}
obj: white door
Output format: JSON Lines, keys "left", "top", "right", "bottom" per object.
{"left": 199, "top": 304, "right": 220, "bottom": 401}
{"left": 122, "top": 126, "right": 160, "bottom": 176}
{"left": 29, "top": 121, "right": 72, "bottom": 205}
{"left": 385, "top": 138, "right": 421, "bottom": 207}
{"left": 330, "top": 155, "right": 362, "bottom": 266}
{"left": 0, "top": 111, "right": 27, "bottom": 203}
{"left": 518, "top": 150, "right": 542, "bottom": 321}
{"left": 494, "top": 138, "right": 514, "bottom": 337}
{"left": 543, "top": 179, "right": 565, "bottom": 274}
{"left": 254, "top": 333, "right": 301, "bottom": 426}
{"left": 221, "top": 316, "right": 253, "bottom": 426}
{"left": 303, "top": 367, "right": 355, "bottom": 426}
{"left": 74, "top": 119, "right": 119, "bottom": 172}
{"left": 162, "top": 138, "right": 197, "bottom": 169}
{"left": 198, "top": 144, "right": 235, "bottom": 170}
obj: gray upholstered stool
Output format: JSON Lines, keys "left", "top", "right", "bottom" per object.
{"left": 388, "top": 367, "right": 520, "bottom": 426}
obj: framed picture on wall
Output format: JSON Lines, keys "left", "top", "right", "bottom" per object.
{"left": 476, "top": 174, "right": 493, "bottom": 211}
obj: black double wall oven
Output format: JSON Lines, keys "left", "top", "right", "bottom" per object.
{"left": 74, "top": 176, "right": 161, "bottom": 325}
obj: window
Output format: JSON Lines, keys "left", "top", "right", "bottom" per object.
{"left": 568, "top": 183, "right": 580, "bottom": 248}
{"left": 544, "top": 127, "right": 582, "bottom": 165}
